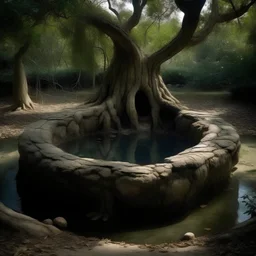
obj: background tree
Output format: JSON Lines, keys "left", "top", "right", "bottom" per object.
{"left": 0, "top": 0, "right": 71, "bottom": 110}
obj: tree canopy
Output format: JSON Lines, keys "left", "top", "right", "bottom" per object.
{"left": 1, "top": 0, "right": 256, "bottom": 73}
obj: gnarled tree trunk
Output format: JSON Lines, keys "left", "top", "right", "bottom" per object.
{"left": 80, "top": 6, "right": 203, "bottom": 131}
{"left": 86, "top": 48, "right": 182, "bottom": 131}
{"left": 12, "top": 42, "right": 34, "bottom": 111}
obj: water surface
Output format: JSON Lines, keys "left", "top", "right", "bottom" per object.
{"left": 59, "top": 132, "right": 195, "bottom": 165}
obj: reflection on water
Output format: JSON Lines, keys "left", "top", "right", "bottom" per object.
{"left": 59, "top": 132, "right": 195, "bottom": 165}
{"left": 0, "top": 137, "right": 20, "bottom": 212}
{"left": 0, "top": 135, "right": 256, "bottom": 244}
{"left": 0, "top": 168, "right": 20, "bottom": 212}
{"left": 108, "top": 174, "right": 254, "bottom": 244}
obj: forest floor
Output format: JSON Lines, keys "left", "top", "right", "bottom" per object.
{"left": 1, "top": 90, "right": 256, "bottom": 139}
{"left": 0, "top": 89, "right": 256, "bottom": 256}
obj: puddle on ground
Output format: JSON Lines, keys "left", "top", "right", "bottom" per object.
{"left": 0, "top": 135, "right": 256, "bottom": 244}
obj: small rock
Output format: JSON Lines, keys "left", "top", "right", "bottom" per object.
{"left": 53, "top": 217, "right": 67, "bottom": 229}
{"left": 43, "top": 219, "right": 53, "bottom": 225}
{"left": 181, "top": 232, "right": 195, "bottom": 241}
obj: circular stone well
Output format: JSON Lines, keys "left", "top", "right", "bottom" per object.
{"left": 17, "top": 108, "right": 240, "bottom": 224}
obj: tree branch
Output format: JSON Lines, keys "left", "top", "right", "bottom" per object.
{"left": 122, "top": 0, "right": 147, "bottom": 33}
{"left": 143, "top": 8, "right": 172, "bottom": 46}
{"left": 189, "top": 0, "right": 256, "bottom": 47}
{"left": 218, "top": 0, "right": 256, "bottom": 22}
{"left": 227, "top": 0, "right": 242, "bottom": 27}
{"left": 107, "top": 0, "right": 121, "bottom": 22}
{"left": 147, "top": 0, "right": 206, "bottom": 69}
{"left": 79, "top": 14, "right": 139, "bottom": 54}
{"left": 189, "top": 0, "right": 219, "bottom": 47}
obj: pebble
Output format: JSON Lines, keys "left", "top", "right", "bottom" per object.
{"left": 43, "top": 219, "right": 53, "bottom": 225}
{"left": 181, "top": 232, "right": 195, "bottom": 241}
{"left": 53, "top": 217, "right": 68, "bottom": 229}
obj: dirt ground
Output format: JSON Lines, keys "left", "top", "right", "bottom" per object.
{"left": 0, "top": 89, "right": 256, "bottom": 256}
{"left": 0, "top": 90, "right": 87, "bottom": 139}
{"left": 1, "top": 90, "right": 256, "bottom": 139}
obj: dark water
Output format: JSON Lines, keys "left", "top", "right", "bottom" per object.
{"left": 0, "top": 137, "right": 20, "bottom": 212}
{"left": 0, "top": 135, "right": 256, "bottom": 244}
{"left": 0, "top": 167, "right": 20, "bottom": 212}
{"left": 59, "top": 132, "right": 195, "bottom": 165}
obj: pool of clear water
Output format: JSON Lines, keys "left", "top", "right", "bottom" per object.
{"left": 0, "top": 135, "right": 256, "bottom": 244}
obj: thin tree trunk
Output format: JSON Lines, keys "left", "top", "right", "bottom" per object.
{"left": 12, "top": 42, "right": 34, "bottom": 110}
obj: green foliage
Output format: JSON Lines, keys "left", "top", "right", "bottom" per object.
{"left": 242, "top": 193, "right": 256, "bottom": 217}
{"left": 0, "top": 0, "right": 74, "bottom": 52}
{"left": 146, "top": 0, "right": 176, "bottom": 18}
{"left": 24, "top": 24, "right": 68, "bottom": 71}
{"left": 56, "top": 1, "right": 115, "bottom": 74}
{"left": 0, "top": 66, "right": 95, "bottom": 97}
{"left": 71, "top": 22, "right": 96, "bottom": 70}
{"left": 131, "top": 18, "right": 179, "bottom": 52}
{"left": 161, "top": 68, "right": 188, "bottom": 85}
{"left": 0, "top": 0, "right": 114, "bottom": 78}
{"left": 161, "top": 16, "right": 256, "bottom": 90}
{"left": 147, "top": 0, "right": 164, "bottom": 16}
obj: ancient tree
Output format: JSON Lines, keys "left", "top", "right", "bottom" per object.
{"left": 78, "top": 0, "right": 256, "bottom": 130}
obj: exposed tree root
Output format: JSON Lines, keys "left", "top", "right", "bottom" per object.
{"left": 84, "top": 85, "right": 182, "bottom": 132}
{"left": 0, "top": 202, "right": 60, "bottom": 237}
{"left": 83, "top": 73, "right": 184, "bottom": 131}
{"left": 11, "top": 98, "right": 35, "bottom": 111}
{"left": 83, "top": 45, "right": 184, "bottom": 131}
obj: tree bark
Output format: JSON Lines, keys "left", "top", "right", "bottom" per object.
{"left": 12, "top": 42, "right": 34, "bottom": 111}
{"left": 80, "top": 14, "right": 185, "bottom": 131}
{"left": 85, "top": 45, "right": 182, "bottom": 131}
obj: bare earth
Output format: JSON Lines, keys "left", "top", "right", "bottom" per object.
{"left": 1, "top": 91, "right": 256, "bottom": 139}
{"left": 0, "top": 90, "right": 256, "bottom": 256}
